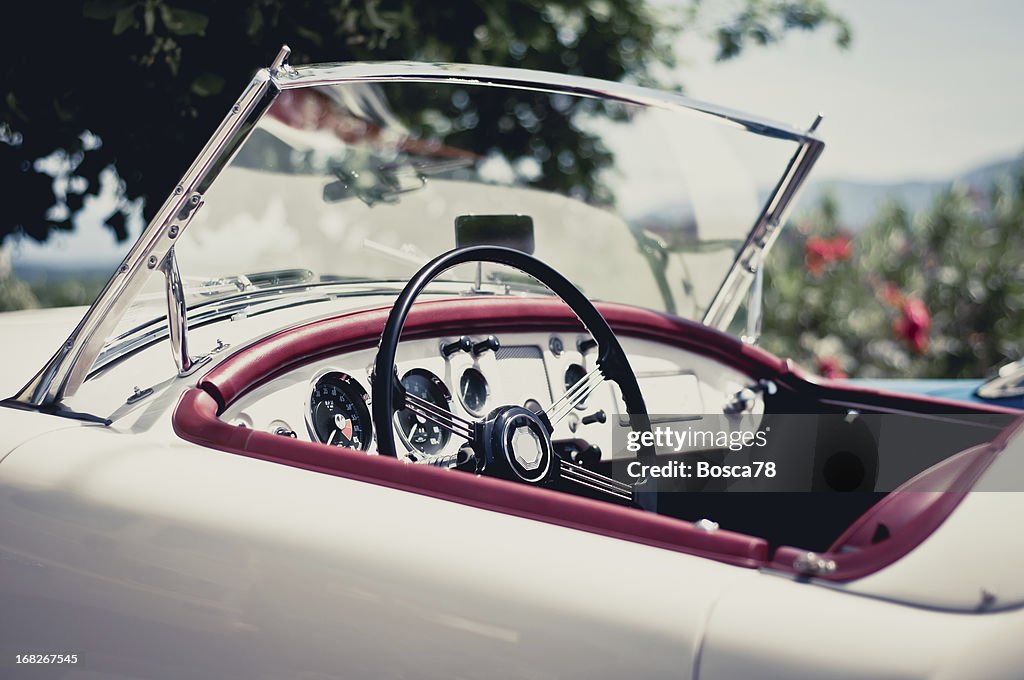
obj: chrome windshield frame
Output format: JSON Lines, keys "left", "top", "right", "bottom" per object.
{"left": 10, "top": 50, "right": 824, "bottom": 408}
{"left": 11, "top": 51, "right": 286, "bottom": 406}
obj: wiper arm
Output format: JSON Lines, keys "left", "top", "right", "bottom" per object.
{"left": 192, "top": 268, "right": 316, "bottom": 297}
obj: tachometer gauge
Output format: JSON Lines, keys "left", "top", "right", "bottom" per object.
{"left": 396, "top": 368, "right": 452, "bottom": 455}
{"left": 459, "top": 367, "right": 489, "bottom": 415}
{"left": 308, "top": 372, "right": 373, "bottom": 450}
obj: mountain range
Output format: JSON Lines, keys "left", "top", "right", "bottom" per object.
{"left": 797, "top": 152, "right": 1024, "bottom": 231}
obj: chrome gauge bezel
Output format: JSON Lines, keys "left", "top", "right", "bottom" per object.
{"left": 395, "top": 367, "right": 454, "bottom": 455}
{"left": 458, "top": 366, "right": 490, "bottom": 417}
{"left": 305, "top": 369, "right": 374, "bottom": 451}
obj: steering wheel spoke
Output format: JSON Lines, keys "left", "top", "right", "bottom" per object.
{"left": 402, "top": 391, "right": 476, "bottom": 442}
{"left": 558, "top": 459, "right": 634, "bottom": 503}
{"left": 545, "top": 366, "right": 605, "bottom": 426}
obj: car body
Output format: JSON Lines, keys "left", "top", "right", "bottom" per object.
{"left": 2, "top": 48, "right": 1023, "bottom": 679}
{"left": 851, "top": 360, "right": 1024, "bottom": 411}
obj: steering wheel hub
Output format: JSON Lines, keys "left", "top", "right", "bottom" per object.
{"left": 483, "top": 406, "right": 553, "bottom": 484}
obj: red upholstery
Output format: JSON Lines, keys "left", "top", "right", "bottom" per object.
{"left": 197, "top": 297, "right": 789, "bottom": 409}
{"left": 770, "top": 417, "right": 1024, "bottom": 580}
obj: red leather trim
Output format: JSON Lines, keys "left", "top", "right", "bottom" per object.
{"left": 173, "top": 387, "right": 769, "bottom": 566}
{"left": 771, "top": 416, "right": 1024, "bottom": 581}
{"left": 827, "top": 446, "right": 987, "bottom": 553}
{"left": 197, "top": 295, "right": 1016, "bottom": 417}
{"left": 198, "top": 297, "right": 788, "bottom": 410}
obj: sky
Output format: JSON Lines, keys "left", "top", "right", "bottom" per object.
{"left": 675, "top": 0, "right": 1024, "bottom": 182}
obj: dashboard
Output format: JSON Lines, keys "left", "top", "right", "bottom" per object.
{"left": 220, "top": 330, "right": 763, "bottom": 463}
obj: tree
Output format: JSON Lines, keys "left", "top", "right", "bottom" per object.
{"left": 0, "top": 0, "right": 850, "bottom": 251}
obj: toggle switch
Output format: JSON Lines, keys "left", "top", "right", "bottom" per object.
{"left": 441, "top": 336, "right": 473, "bottom": 358}
{"left": 473, "top": 335, "right": 500, "bottom": 356}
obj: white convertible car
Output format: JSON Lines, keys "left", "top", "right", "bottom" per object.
{"left": 2, "top": 48, "right": 1023, "bottom": 678}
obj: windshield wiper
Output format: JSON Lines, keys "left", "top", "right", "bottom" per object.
{"left": 194, "top": 268, "right": 316, "bottom": 297}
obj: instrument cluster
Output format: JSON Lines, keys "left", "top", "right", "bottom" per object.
{"left": 299, "top": 332, "right": 609, "bottom": 460}
{"left": 222, "top": 329, "right": 762, "bottom": 464}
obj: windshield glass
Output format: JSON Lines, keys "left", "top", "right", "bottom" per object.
{"left": 111, "top": 77, "right": 799, "bottom": 347}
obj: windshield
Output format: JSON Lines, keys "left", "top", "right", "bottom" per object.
{"left": 111, "top": 76, "right": 800, "bottom": 348}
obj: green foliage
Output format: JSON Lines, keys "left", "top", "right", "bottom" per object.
{"left": 0, "top": 0, "right": 849, "bottom": 249}
{"left": 711, "top": 0, "right": 851, "bottom": 61}
{"left": 0, "top": 266, "right": 109, "bottom": 312}
{"left": 761, "top": 173, "right": 1024, "bottom": 378}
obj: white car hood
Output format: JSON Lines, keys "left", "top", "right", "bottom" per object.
{"left": 0, "top": 306, "right": 86, "bottom": 397}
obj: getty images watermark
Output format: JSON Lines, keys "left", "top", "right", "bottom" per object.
{"left": 623, "top": 422, "right": 775, "bottom": 481}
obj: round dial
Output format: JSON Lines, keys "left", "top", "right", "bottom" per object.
{"left": 308, "top": 372, "right": 372, "bottom": 450}
{"left": 396, "top": 369, "right": 452, "bottom": 455}
{"left": 459, "top": 367, "right": 489, "bottom": 415}
{"left": 564, "top": 363, "right": 589, "bottom": 410}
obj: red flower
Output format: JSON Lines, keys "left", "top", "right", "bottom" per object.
{"left": 815, "top": 356, "right": 848, "bottom": 380}
{"left": 805, "top": 235, "right": 852, "bottom": 276}
{"left": 893, "top": 297, "right": 931, "bottom": 354}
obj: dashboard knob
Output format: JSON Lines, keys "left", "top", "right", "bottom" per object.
{"left": 581, "top": 410, "right": 606, "bottom": 425}
{"left": 473, "top": 336, "right": 500, "bottom": 356}
{"left": 441, "top": 336, "right": 473, "bottom": 358}
{"left": 577, "top": 337, "right": 598, "bottom": 353}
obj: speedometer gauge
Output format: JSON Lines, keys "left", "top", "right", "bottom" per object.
{"left": 396, "top": 368, "right": 452, "bottom": 455}
{"left": 307, "top": 372, "right": 373, "bottom": 450}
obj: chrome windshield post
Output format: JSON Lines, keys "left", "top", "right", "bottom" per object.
{"left": 9, "top": 54, "right": 283, "bottom": 407}
{"left": 703, "top": 113, "right": 825, "bottom": 331}
{"left": 159, "top": 247, "right": 210, "bottom": 377}
{"left": 741, "top": 250, "right": 764, "bottom": 345}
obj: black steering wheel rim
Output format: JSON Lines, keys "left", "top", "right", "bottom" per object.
{"left": 371, "top": 246, "right": 654, "bottom": 480}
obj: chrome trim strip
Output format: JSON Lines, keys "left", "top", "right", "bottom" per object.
{"left": 13, "top": 65, "right": 282, "bottom": 406}
{"left": 159, "top": 246, "right": 211, "bottom": 377}
{"left": 274, "top": 61, "right": 819, "bottom": 144}
{"left": 703, "top": 122, "right": 825, "bottom": 330}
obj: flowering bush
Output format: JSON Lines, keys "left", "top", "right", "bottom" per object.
{"left": 760, "top": 173, "right": 1024, "bottom": 379}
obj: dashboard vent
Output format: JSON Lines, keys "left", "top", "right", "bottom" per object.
{"left": 495, "top": 345, "right": 543, "bottom": 361}
{"left": 494, "top": 344, "right": 552, "bottom": 400}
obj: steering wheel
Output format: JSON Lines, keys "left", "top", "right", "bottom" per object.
{"left": 372, "top": 246, "right": 656, "bottom": 508}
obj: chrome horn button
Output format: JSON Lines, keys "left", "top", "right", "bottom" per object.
{"left": 511, "top": 424, "right": 545, "bottom": 471}
{"left": 488, "top": 406, "right": 553, "bottom": 484}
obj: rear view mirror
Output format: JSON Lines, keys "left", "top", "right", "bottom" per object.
{"left": 455, "top": 214, "right": 535, "bottom": 254}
